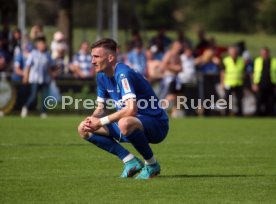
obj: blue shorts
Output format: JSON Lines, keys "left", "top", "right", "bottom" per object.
{"left": 107, "top": 115, "right": 169, "bottom": 144}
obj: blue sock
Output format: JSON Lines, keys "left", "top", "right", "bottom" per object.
{"left": 126, "top": 130, "right": 153, "bottom": 160}
{"left": 86, "top": 134, "right": 130, "bottom": 160}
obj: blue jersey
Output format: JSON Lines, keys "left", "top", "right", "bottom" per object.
{"left": 96, "top": 63, "right": 168, "bottom": 121}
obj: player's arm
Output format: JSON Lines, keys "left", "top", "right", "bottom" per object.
{"left": 91, "top": 101, "right": 106, "bottom": 118}
{"left": 84, "top": 98, "right": 137, "bottom": 132}
{"left": 107, "top": 98, "right": 137, "bottom": 121}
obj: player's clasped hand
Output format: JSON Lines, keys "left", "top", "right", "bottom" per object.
{"left": 83, "top": 116, "right": 102, "bottom": 132}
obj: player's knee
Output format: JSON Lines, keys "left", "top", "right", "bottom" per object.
{"left": 77, "top": 121, "right": 90, "bottom": 139}
{"left": 118, "top": 117, "right": 134, "bottom": 136}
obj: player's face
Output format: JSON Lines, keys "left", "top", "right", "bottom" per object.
{"left": 91, "top": 47, "right": 110, "bottom": 73}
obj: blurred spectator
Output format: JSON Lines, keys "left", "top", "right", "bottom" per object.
{"left": 178, "top": 47, "right": 197, "bottom": 85}
{"left": 30, "top": 24, "right": 44, "bottom": 42}
{"left": 69, "top": 41, "right": 94, "bottom": 79}
{"left": 252, "top": 47, "right": 276, "bottom": 116}
{"left": 149, "top": 39, "right": 165, "bottom": 61}
{"left": 50, "top": 31, "right": 68, "bottom": 60}
{"left": 116, "top": 45, "right": 126, "bottom": 63}
{"left": 198, "top": 49, "right": 221, "bottom": 116}
{"left": 177, "top": 30, "right": 192, "bottom": 49}
{"left": 0, "top": 53, "right": 6, "bottom": 72}
{"left": 158, "top": 41, "right": 182, "bottom": 117}
{"left": 175, "top": 47, "right": 197, "bottom": 116}
{"left": 127, "top": 29, "right": 142, "bottom": 51}
{"left": 11, "top": 45, "right": 31, "bottom": 81}
{"left": 0, "top": 38, "right": 8, "bottom": 71}
{"left": 208, "top": 37, "right": 227, "bottom": 58}
{"left": 150, "top": 27, "right": 172, "bottom": 52}
{"left": 21, "top": 36, "right": 53, "bottom": 118}
{"left": 11, "top": 28, "right": 22, "bottom": 58}
{"left": 199, "top": 49, "right": 220, "bottom": 74}
{"left": 195, "top": 29, "right": 209, "bottom": 57}
{"left": 0, "top": 22, "right": 12, "bottom": 61}
{"left": 221, "top": 46, "right": 245, "bottom": 116}
{"left": 146, "top": 48, "right": 163, "bottom": 83}
{"left": 127, "top": 40, "right": 147, "bottom": 76}
{"left": 11, "top": 45, "right": 32, "bottom": 110}
{"left": 158, "top": 41, "right": 182, "bottom": 99}
{"left": 52, "top": 43, "right": 69, "bottom": 78}
{"left": 21, "top": 34, "right": 34, "bottom": 54}
{"left": 236, "top": 41, "right": 254, "bottom": 91}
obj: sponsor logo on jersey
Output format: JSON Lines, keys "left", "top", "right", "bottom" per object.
{"left": 119, "top": 74, "right": 125, "bottom": 79}
{"left": 107, "top": 89, "right": 114, "bottom": 93}
{"left": 122, "top": 78, "right": 131, "bottom": 93}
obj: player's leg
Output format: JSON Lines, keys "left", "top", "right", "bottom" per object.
{"left": 77, "top": 120, "right": 143, "bottom": 177}
{"left": 118, "top": 116, "right": 164, "bottom": 179}
{"left": 118, "top": 117, "right": 154, "bottom": 162}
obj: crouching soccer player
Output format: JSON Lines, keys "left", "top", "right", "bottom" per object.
{"left": 78, "top": 38, "right": 169, "bottom": 179}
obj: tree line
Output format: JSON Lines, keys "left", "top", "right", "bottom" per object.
{"left": 1, "top": 0, "right": 276, "bottom": 33}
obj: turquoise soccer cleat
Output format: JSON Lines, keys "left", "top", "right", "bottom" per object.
{"left": 135, "top": 162, "right": 161, "bottom": 179}
{"left": 120, "top": 157, "right": 144, "bottom": 178}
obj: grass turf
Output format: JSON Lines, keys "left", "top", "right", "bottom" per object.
{"left": 0, "top": 116, "right": 276, "bottom": 203}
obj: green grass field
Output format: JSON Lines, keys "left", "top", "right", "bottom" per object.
{"left": 1, "top": 117, "right": 276, "bottom": 203}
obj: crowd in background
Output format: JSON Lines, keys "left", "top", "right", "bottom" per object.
{"left": 0, "top": 23, "right": 275, "bottom": 117}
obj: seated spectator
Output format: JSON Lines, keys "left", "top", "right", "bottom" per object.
{"left": 69, "top": 41, "right": 94, "bottom": 79}
{"left": 127, "top": 40, "right": 147, "bottom": 76}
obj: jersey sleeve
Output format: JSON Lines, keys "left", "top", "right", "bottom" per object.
{"left": 96, "top": 74, "right": 108, "bottom": 103}
{"left": 116, "top": 70, "right": 136, "bottom": 101}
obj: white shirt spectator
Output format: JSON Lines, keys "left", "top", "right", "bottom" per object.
{"left": 178, "top": 54, "right": 196, "bottom": 84}
{"left": 26, "top": 49, "right": 52, "bottom": 84}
